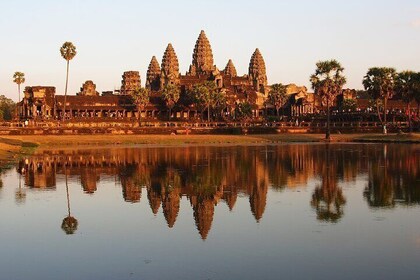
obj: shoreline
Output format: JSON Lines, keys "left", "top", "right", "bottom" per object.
{"left": 0, "top": 133, "right": 419, "bottom": 165}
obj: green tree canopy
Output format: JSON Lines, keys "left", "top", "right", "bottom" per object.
{"left": 189, "top": 81, "right": 219, "bottom": 121}
{"left": 60, "top": 42, "right": 77, "bottom": 61}
{"left": 395, "top": 71, "right": 420, "bottom": 104}
{"left": 161, "top": 84, "right": 180, "bottom": 119}
{"left": 362, "top": 67, "right": 396, "bottom": 127}
{"left": 268, "top": 83, "right": 288, "bottom": 116}
{"left": 131, "top": 87, "right": 150, "bottom": 122}
{"left": 395, "top": 71, "right": 420, "bottom": 132}
{"left": 0, "top": 95, "right": 16, "bottom": 121}
{"left": 234, "top": 101, "right": 253, "bottom": 122}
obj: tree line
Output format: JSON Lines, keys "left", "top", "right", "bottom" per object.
{"left": 269, "top": 61, "right": 420, "bottom": 138}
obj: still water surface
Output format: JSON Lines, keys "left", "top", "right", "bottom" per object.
{"left": 0, "top": 143, "right": 419, "bottom": 280}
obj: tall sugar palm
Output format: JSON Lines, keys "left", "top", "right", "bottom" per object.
{"left": 310, "top": 60, "right": 346, "bottom": 140}
{"left": 362, "top": 67, "right": 396, "bottom": 133}
{"left": 60, "top": 42, "right": 77, "bottom": 120}
{"left": 13, "top": 72, "right": 25, "bottom": 102}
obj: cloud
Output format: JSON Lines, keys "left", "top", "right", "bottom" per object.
{"left": 411, "top": 19, "right": 420, "bottom": 28}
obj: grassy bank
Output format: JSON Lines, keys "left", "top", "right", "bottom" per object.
{"left": 352, "top": 133, "right": 420, "bottom": 143}
{"left": 0, "top": 137, "right": 38, "bottom": 166}
{"left": 0, "top": 134, "right": 340, "bottom": 148}
{"left": 0, "top": 133, "right": 418, "bottom": 163}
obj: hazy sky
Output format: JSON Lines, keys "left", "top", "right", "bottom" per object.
{"left": 0, "top": 0, "right": 419, "bottom": 101}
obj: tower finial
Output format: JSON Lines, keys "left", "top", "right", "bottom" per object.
{"left": 189, "top": 30, "right": 214, "bottom": 75}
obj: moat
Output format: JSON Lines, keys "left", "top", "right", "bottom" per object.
{"left": 0, "top": 144, "right": 419, "bottom": 280}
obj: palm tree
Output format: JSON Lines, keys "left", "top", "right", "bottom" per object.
{"left": 268, "top": 83, "right": 288, "bottom": 117}
{"left": 13, "top": 72, "right": 25, "bottom": 102}
{"left": 131, "top": 87, "right": 150, "bottom": 124}
{"left": 13, "top": 72, "right": 25, "bottom": 121}
{"left": 310, "top": 60, "right": 346, "bottom": 140}
{"left": 161, "top": 84, "right": 180, "bottom": 120}
{"left": 363, "top": 67, "right": 396, "bottom": 134}
{"left": 60, "top": 42, "right": 77, "bottom": 121}
{"left": 395, "top": 71, "right": 420, "bottom": 133}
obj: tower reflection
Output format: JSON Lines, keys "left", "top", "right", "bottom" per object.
{"left": 17, "top": 144, "right": 419, "bottom": 239}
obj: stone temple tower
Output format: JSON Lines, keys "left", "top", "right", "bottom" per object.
{"left": 146, "top": 56, "right": 161, "bottom": 91}
{"left": 78, "top": 80, "right": 99, "bottom": 96}
{"left": 160, "top": 43, "right": 180, "bottom": 88}
{"left": 223, "top": 59, "right": 237, "bottom": 77}
{"left": 121, "top": 71, "right": 141, "bottom": 95}
{"left": 188, "top": 30, "right": 214, "bottom": 76}
{"left": 248, "top": 48, "right": 267, "bottom": 93}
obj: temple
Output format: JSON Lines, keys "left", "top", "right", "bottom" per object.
{"left": 17, "top": 30, "right": 273, "bottom": 122}
{"left": 16, "top": 30, "right": 414, "bottom": 125}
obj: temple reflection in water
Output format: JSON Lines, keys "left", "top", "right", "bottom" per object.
{"left": 17, "top": 144, "right": 419, "bottom": 239}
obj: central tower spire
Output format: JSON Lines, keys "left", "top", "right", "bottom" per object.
{"left": 189, "top": 30, "right": 214, "bottom": 75}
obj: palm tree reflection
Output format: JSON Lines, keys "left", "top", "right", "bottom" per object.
{"left": 16, "top": 144, "right": 418, "bottom": 237}
{"left": 311, "top": 145, "right": 346, "bottom": 223}
{"left": 15, "top": 171, "right": 26, "bottom": 204}
{"left": 364, "top": 144, "right": 420, "bottom": 208}
{"left": 61, "top": 171, "right": 78, "bottom": 235}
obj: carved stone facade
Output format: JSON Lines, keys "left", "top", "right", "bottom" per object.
{"left": 78, "top": 80, "right": 99, "bottom": 96}
{"left": 160, "top": 43, "right": 180, "bottom": 88}
{"left": 121, "top": 71, "right": 141, "bottom": 95}
{"left": 223, "top": 59, "right": 237, "bottom": 77}
{"left": 146, "top": 56, "right": 161, "bottom": 91}
{"left": 188, "top": 30, "right": 214, "bottom": 76}
{"left": 248, "top": 48, "right": 268, "bottom": 93}
{"left": 20, "top": 86, "right": 56, "bottom": 120}
{"left": 17, "top": 31, "right": 276, "bottom": 121}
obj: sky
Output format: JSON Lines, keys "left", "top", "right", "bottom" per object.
{"left": 0, "top": 0, "right": 419, "bottom": 101}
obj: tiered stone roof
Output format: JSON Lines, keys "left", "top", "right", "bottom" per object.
{"left": 121, "top": 71, "right": 141, "bottom": 95}
{"left": 146, "top": 56, "right": 161, "bottom": 91}
{"left": 78, "top": 80, "right": 99, "bottom": 96}
{"left": 161, "top": 43, "right": 180, "bottom": 86}
{"left": 248, "top": 48, "right": 267, "bottom": 92}
{"left": 223, "top": 59, "right": 237, "bottom": 77}
{"left": 190, "top": 30, "right": 214, "bottom": 75}
{"left": 162, "top": 188, "right": 180, "bottom": 228}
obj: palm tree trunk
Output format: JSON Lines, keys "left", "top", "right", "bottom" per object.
{"left": 383, "top": 97, "right": 387, "bottom": 124}
{"left": 407, "top": 103, "right": 412, "bottom": 133}
{"left": 63, "top": 60, "right": 70, "bottom": 122}
{"left": 383, "top": 97, "right": 388, "bottom": 134}
{"left": 169, "top": 107, "right": 171, "bottom": 120}
{"left": 208, "top": 105, "right": 210, "bottom": 122}
{"left": 376, "top": 99, "right": 383, "bottom": 124}
{"left": 326, "top": 98, "right": 331, "bottom": 140}
{"left": 18, "top": 84, "right": 21, "bottom": 120}
{"left": 65, "top": 172, "right": 71, "bottom": 217}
